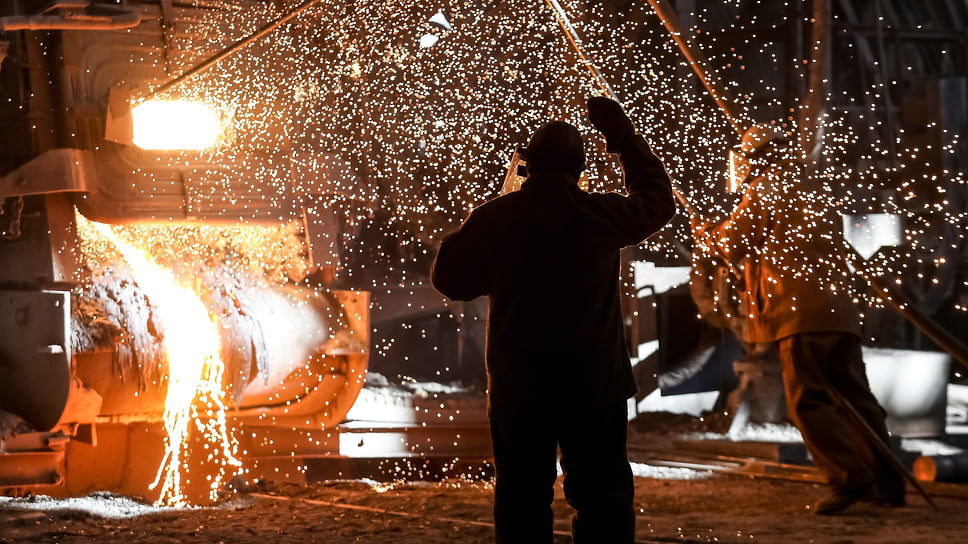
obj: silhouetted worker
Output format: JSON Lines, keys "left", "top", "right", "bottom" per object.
{"left": 431, "top": 97, "right": 674, "bottom": 543}
{"left": 694, "top": 124, "right": 904, "bottom": 515}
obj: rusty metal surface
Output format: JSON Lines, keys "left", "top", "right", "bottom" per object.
{"left": 0, "top": 431, "right": 69, "bottom": 490}
{"left": 72, "top": 350, "right": 166, "bottom": 418}
{"left": 0, "top": 149, "right": 94, "bottom": 199}
{"left": 62, "top": 421, "right": 166, "bottom": 501}
{"left": 0, "top": 451, "right": 64, "bottom": 488}
{"left": 0, "top": 194, "right": 82, "bottom": 286}
{"left": 1, "top": 431, "right": 70, "bottom": 453}
{"left": 0, "top": 290, "right": 72, "bottom": 432}
{"left": 57, "top": 1, "right": 304, "bottom": 225}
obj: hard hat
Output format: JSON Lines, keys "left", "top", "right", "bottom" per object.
{"left": 737, "top": 123, "right": 789, "bottom": 158}
{"left": 522, "top": 121, "right": 585, "bottom": 164}
{"left": 728, "top": 123, "right": 790, "bottom": 191}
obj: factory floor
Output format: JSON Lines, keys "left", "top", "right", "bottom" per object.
{"left": 1, "top": 469, "right": 965, "bottom": 544}
{"left": 2, "top": 409, "right": 967, "bottom": 543}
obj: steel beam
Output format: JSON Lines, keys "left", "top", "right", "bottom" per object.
{"left": 146, "top": 0, "right": 324, "bottom": 99}
{"left": 644, "top": 0, "right": 748, "bottom": 135}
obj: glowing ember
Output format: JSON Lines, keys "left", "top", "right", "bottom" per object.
{"left": 92, "top": 222, "right": 241, "bottom": 506}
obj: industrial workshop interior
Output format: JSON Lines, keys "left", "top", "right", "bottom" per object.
{"left": 0, "top": 0, "right": 967, "bottom": 542}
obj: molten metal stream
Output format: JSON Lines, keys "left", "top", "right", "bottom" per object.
{"left": 92, "top": 222, "right": 241, "bottom": 506}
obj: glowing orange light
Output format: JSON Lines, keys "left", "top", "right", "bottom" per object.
{"left": 727, "top": 149, "right": 746, "bottom": 192}
{"left": 131, "top": 100, "right": 222, "bottom": 151}
{"left": 92, "top": 222, "right": 240, "bottom": 506}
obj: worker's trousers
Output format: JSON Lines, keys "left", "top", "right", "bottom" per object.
{"left": 489, "top": 400, "right": 635, "bottom": 544}
{"left": 778, "top": 331, "right": 902, "bottom": 496}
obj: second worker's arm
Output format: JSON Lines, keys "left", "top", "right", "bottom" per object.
{"left": 700, "top": 178, "right": 766, "bottom": 263}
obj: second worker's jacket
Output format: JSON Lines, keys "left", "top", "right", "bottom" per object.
{"left": 700, "top": 162, "right": 861, "bottom": 344}
{"left": 431, "top": 135, "right": 675, "bottom": 418}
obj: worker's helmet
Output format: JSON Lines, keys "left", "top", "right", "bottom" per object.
{"left": 521, "top": 121, "right": 585, "bottom": 176}
{"left": 737, "top": 123, "right": 790, "bottom": 159}
{"left": 728, "top": 123, "right": 791, "bottom": 191}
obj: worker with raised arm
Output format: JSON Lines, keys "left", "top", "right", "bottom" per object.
{"left": 432, "top": 96, "right": 675, "bottom": 544}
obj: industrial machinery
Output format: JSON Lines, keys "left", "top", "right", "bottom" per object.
{"left": 2, "top": 0, "right": 967, "bottom": 503}
{"left": 0, "top": 1, "right": 370, "bottom": 503}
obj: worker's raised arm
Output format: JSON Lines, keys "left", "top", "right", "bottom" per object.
{"left": 616, "top": 134, "right": 676, "bottom": 220}
{"left": 587, "top": 96, "right": 676, "bottom": 245}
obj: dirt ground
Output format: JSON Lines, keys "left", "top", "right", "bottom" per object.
{"left": 2, "top": 414, "right": 967, "bottom": 543}
{"left": 2, "top": 474, "right": 966, "bottom": 544}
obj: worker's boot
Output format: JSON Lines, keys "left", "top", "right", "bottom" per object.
{"left": 813, "top": 482, "right": 878, "bottom": 515}
{"left": 875, "top": 474, "right": 906, "bottom": 507}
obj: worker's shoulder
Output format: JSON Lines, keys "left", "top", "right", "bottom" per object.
{"left": 470, "top": 189, "right": 529, "bottom": 214}
{"left": 455, "top": 191, "right": 521, "bottom": 229}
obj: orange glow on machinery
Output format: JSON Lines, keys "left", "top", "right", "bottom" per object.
{"left": 92, "top": 222, "right": 240, "bottom": 506}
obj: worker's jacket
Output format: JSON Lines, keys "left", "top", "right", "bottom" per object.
{"left": 431, "top": 135, "right": 675, "bottom": 418}
{"left": 701, "top": 163, "right": 861, "bottom": 343}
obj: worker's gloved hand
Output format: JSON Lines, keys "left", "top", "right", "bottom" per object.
{"left": 587, "top": 96, "right": 636, "bottom": 152}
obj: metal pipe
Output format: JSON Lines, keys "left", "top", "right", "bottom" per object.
{"left": 847, "top": 247, "right": 968, "bottom": 371}
{"left": 644, "top": 0, "right": 747, "bottom": 136}
{"left": 799, "top": 0, "right": 830, "bottom": 160}
{"left": 146, "top": 0, "right": 324, "bottom": 99}
{"left": 0, "top": 5, "right": 140, "bottom": 31}
{"left": 914, "top": 454, "right": 968, "bottom": 482}
{"left": 542, "top": 0, "right": 619, "bottom": 100}
{"left": 42, "top": 2, "right": 91, "bottom": 13}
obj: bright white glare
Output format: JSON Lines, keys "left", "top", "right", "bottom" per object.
{"left": 131, "top": 100, "right": 221, "bottom": 150}
{"left": 842, "top": 214, "right": 903, "bottom": 259}
{"left": 630, "top": 462, "right": 713, "bottom": 480}
{"left": 429, "top": 11, "right": 451, "bottom": 30}
{"left": 633, "top": 263, "right": 691, "bottom": 295}
{"left": 727, "top": 149, "right": 747, "bottom": 192}
{"left": 0, "top": 494, "right": 178, "bottom": 518}
{"left": 863, "top": 347, "right": 950, "bottom": 417}
{"left": 419, "top": 33, "right": 439, "bottom": 48}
